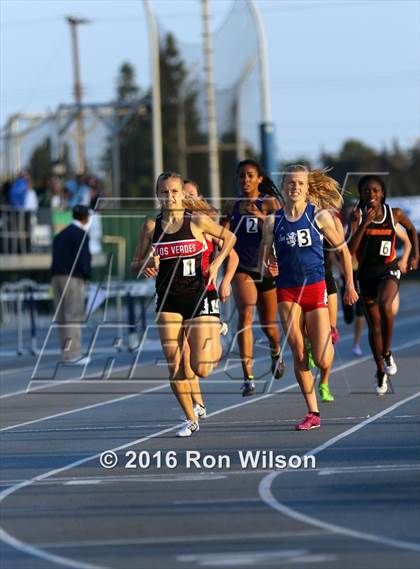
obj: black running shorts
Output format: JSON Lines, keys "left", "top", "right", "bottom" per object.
{"left": 236, "top": 267, "right": 276, "bottom": 293}
{"left": 358, "top": 269, "right": 401, "bottom": 301}
{"left": 155, "top": 288, "right": 220, "bottom": 320}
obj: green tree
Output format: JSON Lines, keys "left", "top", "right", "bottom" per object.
{"left": 103, "top": 35, "right": 207, "bottom": 203}
{"left": 28, "top": 137, "right": 73, "bottom": 190}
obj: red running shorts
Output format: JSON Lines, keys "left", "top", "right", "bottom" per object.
{"left": 277, "top": 280, "right": 328, "bottom": 313}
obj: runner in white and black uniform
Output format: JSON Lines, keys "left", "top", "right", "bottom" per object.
{"left": 348, "top": 175, "right": 419, "bottom": 394}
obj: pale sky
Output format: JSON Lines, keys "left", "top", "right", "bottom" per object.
{"left": 1, "top": 0, "right": 419, "bottom": 168}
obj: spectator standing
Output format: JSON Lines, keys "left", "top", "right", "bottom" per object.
{"left": 51, "top": 205, "right": 91, "bottom": 364}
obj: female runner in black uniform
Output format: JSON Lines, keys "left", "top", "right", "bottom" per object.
{"left": 348, "top": 175, "right": 418, "bottom": 394}
{"left": 222, "top": 160, "right": 285, "bottom": 397}
{"left": 132, "top": 172, "right": 236, "bottom": 436}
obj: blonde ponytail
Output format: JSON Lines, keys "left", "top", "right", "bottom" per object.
{"left": 308, "top": 169, "right": 343, "bottom": 211}
{"left": 182, "top": 195, "right": 219, "bottom": 220}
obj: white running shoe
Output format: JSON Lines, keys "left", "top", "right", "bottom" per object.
{"left": 180, "top": 404, "right": 207, "bottom": 421}
{"left": 352, "top": 344, "right": 363, "bottom": 357}
{"left": 220, "top": 322, "right": 229, "bottom": 336}
{"left": 176, "top": 420, "right": 199, "bottom": 437}
{"left": 383, "top": 352, "right": 397, "bottom": 375}
{"left": 194, "top": 403, "right": 207, "bottom": 418}
{"left": 375, "top": 371, "right": 388, "bottom": 396}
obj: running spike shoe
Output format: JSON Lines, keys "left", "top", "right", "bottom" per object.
{"left": 176, "top": 420, "right": 199, "bottom": 437}
{"left": 383, "top": 352, "right": 397, "bottom": 375}
{"left": 352, "top": 344, "right": 363, "bottom": 357}
{"left": 241, "top": 379, "right": 256, "bottom": 397}
{"left": 319, "top": 384, "right": 335, "bottom": 402}
{"left": 180, "top": 404, "right": 207, "bottom": 421}
{"left": 220, "top": 322, "right": 229, "bottom": 336}
{"left": 295, "top": 412, "right": 321, "bottom": 431}
{"left": 375, "top": 371, "right": 388, "bottom": 396}
{"left": 330, "top": 326, "right": 340, "bottom": 345}
{"left": 271, "top": 355, "right": 286, "bottom": 379}
{"left": 194, "top": 403, "right": 206, "bottom": 418}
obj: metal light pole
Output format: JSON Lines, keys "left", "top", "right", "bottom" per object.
{"left": 202, "top": 0, "right": 221, "bottom": 205}
{"left": 246, "top": 0, "right": 275, "bottom": 174}
{"left": 66, "top": 16, "right": 89, "bottom": 175}
{"left": 143, "top": 0, "right": 163, "bottom": 191}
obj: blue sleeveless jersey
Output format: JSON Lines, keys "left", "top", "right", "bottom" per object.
{"left": 230, "top": 195, "right": 265, "bottom": 268}
{"left": 273, "top": 203, "right": 325, "bottom": 288}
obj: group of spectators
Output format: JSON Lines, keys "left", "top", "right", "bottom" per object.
{"left": 1, "top": 171, "right": 104, "bottom": 212}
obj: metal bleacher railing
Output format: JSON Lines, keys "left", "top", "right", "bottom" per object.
{"left": 0, "top": 279, "right": 156, "bottom": 356}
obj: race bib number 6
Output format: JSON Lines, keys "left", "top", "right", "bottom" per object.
{"left": 379, "top": 241, "right": 391, "bottom": 256}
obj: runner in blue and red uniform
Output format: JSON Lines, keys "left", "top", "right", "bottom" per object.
{"left": 222, "top": 160, "right": 285, "bottom": 397}
{"left": 131, "top": 172, "right": 236, "bottom": 437}
{"left": 348, "top": 175, "right": 419, "bottom": 395}
{"left": 260, "top": 165, "right": 358, "bottom": 430}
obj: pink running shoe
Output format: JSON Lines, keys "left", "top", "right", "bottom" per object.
{"left": 331, "top": 326, "right": 340, "bottom": 345}
{"left": 295, "top": 412, "right": 321, "bottom": 431}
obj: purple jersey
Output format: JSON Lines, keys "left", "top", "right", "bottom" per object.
{"left": 229, "top": 195, "right": 265, "bottom": 269}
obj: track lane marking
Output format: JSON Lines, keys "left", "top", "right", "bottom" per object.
{"left": 0, "top": 338, "right": 419, "bottom": 567}
{"left": 259, "top": 391, "right": 420, "bottom": 553}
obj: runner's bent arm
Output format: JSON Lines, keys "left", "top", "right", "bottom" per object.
{"left": 347, "top": 208, "right": 376, "bottom": 256}
{"left": 317, "top": 209, "right": 358, "bottom": 305}
{"left": 393, "top": 208, "right": 419, "bottom": 271}
{"left": 258, "top": 215, "right": 275, "bottom": 276}
{"left": 130, "top": 218, "right": 157, "bottom": 277}
{"left": 193, "top": 213, "right": 237, "bottom": 285}
{"left": 218, "top": 248, "right": 239, "bottom": 302}
{"left": 396, "top": 224, "right": 412, "bottom": 274}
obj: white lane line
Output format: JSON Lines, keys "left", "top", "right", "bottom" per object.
{"left": 259, "top": 390, "right": 420, "bottom": 553}
{"left": 1, "top": 310, "right": 418, "bottom": 399}
{"left": 35, "top": 530, "right": 328, "bottom": 550}
{"left": 176, "top": 550, "right": 336, "bottom": 566}
{"left": 317, "top": 464, "right": 420, "bottom": 476}
{"left": 0, "top": 339, "right": 419, "bottom": 568}
{"left": 0, "top": 386, "right": 163, "bottom": 434}
{"left": 0, "top": 361, "right": 140, "bottom": 399}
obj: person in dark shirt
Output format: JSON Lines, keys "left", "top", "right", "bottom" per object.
{"left": 51, "top": 205, "right": 91, "bottom": 364}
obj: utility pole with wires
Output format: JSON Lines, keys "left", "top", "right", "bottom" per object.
{"left": 66, "top": 15, "right": 89, "bottom": 175}
{"left": 201, "top": 0, "right": 221, "bottom": 205}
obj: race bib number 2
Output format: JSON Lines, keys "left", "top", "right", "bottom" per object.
{"left": 379, "top": 241, "right": 391, "bottom": 256}
{"left": 246, "top": 217, "right": 258, "bottom": 233}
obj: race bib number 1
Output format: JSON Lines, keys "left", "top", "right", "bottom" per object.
{"left": 379, "top": 241, "right": 391, "bottom": 256}
{"left": 183, "top": 259, "right": 196, "bottom": 276}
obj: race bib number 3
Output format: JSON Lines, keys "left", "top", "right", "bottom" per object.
{"left": 183, "top": 259, "right": 196, "bottom": 276}
{"left": 297, "top": 229, "right": 312, "bottom": 247}
{"left": 246, "top": 217, "right": 258, "bottom": 233}
{"left": 379, "top": 241, "right": 391, "bottom": 256}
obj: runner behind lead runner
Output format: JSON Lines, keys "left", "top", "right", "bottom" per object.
{"left": 259, "top": 165, "right": 358, "bottom": 430}
{"left": 222, "top": 160, "right": 285, "bottom": 397}
{"left": 347, "top": 175, "right": 419, "bottom": 395}
{"left": 131, "top": 172, "right": 236, "bottom": 437}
